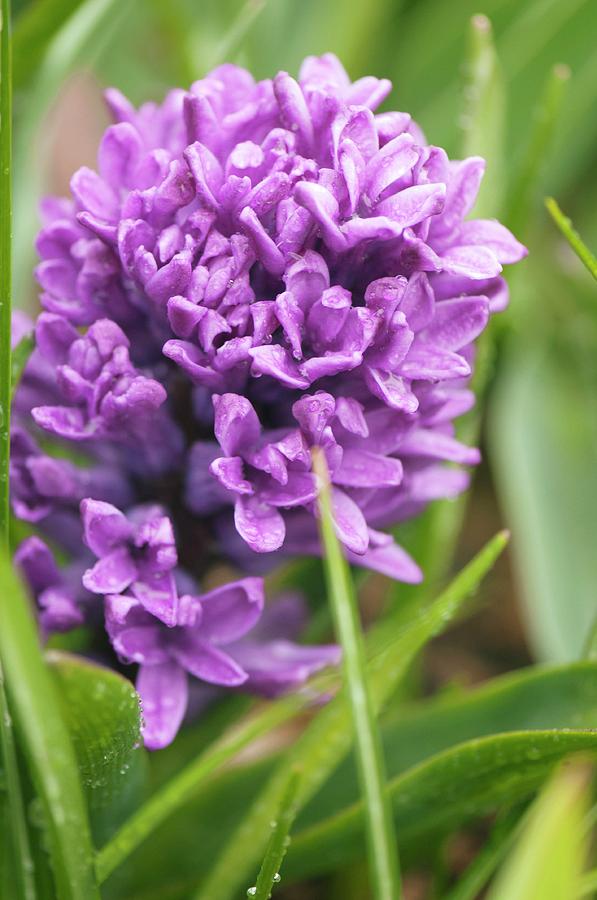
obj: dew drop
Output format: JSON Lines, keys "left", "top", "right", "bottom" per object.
{"left": 273, "top": 872, "right": 281, "bottom": 883}
{"left": 247, "top": 888, "right": 257, "bottom": 897}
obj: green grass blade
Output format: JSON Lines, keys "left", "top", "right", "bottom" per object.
{"left": 461, "top": 14, "right": 504, "bottom": 217}
{"left": 486, "top": 760, "right": 592, "bottom": 900}
{"left": 0, "top": 667, "right": 37, "bottom": 900}
{"left": 12, "top": 0, "right": 86, "bottom": 92}
{"left": 0, "top": 557, "right": 100, "bottom": 899}
{"left": 312, "top": 449, "right": 401, "bottom": 900}
{"left": 505, "top": 64, "right": 570, "bottom": 235}
{"left": 0, "top": 4, "right": 36, "bottom": 896}
{"left": 194, "top": 531, "right": 507, "bottom": 900}
{"left": 96, "top": 691, "right": 309, "bottom": 883}
{"left": 545, "top": 197, "right": 597, "bottom": 281}
{"left": 249, "top": 769, "right": 301, "bottom": 900}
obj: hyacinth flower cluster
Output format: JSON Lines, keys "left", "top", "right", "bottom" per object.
{"left": 11, "top": 53, "right": 525, "bottom": 748}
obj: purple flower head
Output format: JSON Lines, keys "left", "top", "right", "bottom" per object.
{"left": 10, "top": 54, "right": 526, "bottom": 747}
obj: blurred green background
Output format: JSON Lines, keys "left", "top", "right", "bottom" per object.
{"left": 12, "top": 0, "right": 597, "bottom": 668}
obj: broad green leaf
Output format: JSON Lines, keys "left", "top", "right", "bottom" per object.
{"left": 285, "top": 731, "right": 597, "bottom": 881}
{"left": 101, "top": 661, "right": 597, "bottom": 900}
{"left": 47, "top": 652, "right": 144, "bottom": 843}
{"left": 0, "top": 556, "right": 100, "bottom": 899}
{"left": 298, "top": 661, "right": 597, "bottom": 829}
{"left": 194, "top": 533, "right": 507, "bottom": 900}
{"left": 489, "top": 343, "right": 597, "bottom": 660}
{"left": 486, "top": 760, "right": 591, "bottom": 900}
{"left": 313, "top": 448, "right": 401, "bottom": 900}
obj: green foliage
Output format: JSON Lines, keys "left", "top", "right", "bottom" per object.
{"left": 0, "top": 555, "right": 99, "bottom": 899}
{"left": 47, "top": 652, "right": 144, "bottom": 843}
{"left": 250, "top": 769, "right": 300, "bottom": 900}
{"left": 485, "top": 760, "right": 592, "bottom": 900}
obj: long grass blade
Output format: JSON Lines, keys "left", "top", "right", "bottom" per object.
{"left": 312, "top": 448, "right": 401, "bottom": 900}
{"left": 249, "top": 769, "right": 301, "bottom": 900}
{"left": 0, "top": 557, "right": 100, "bottom": 899}
{"left": 545, "top": 197, "right": 597, "bottom": 281}
{"left": 0, "top": 4, "right": 36, "bottom": 896}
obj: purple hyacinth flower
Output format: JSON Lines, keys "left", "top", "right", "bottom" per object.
{"left": 81, "top": 500, "right": 179, "bottom": 626}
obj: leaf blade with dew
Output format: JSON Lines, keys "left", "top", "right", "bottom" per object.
{"left": 96, "top": 689, "right": 311, "bottom": 884}
{"left": 545, "top": 197, "right": 597, "bottom": 281}
{"left": 250, "top": 769, "right": 301, "bottom": 900}
{"left": 0, "top": 556, "right": 100, "bottom": 899}
{"left": 285, "top": 733, "right": 597, "bottom": 882}
{"left": 312, "top": 448, "right": 401, "bottom": 900}
{"left": 194, "top": 531, "right": 508, "bottom": 900}
{"left": 486, "top": 758, "right": 593, "bottom": 900}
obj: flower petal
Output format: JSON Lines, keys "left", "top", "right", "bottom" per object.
{"left": 137, "top": 662, "right": 188, "bottom": 750}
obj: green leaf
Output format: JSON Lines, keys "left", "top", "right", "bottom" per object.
{"left": 98, "top": 661, "right": 597, "bottom": 900}
{"left": 0, "top": 556, "right": 100, "bottom": 899}
{"left": 313, "top": 448, "right": 401, "bottom": 900}
{"left": 444, "top": 808, "right": 523, "bottom": 900}
{"left": 96, "top": 690, "right": 309, "bottom": 884}
{"left": 486, "top": 760, "right": 592, "bottom": 900}
{"left": 194, "top": 532, "right": 507, "bottom": 900}
{"left": 47, "top": 652, "right": 143, "bottom": 843}
{"left": 489, "top": 344, "right": 597, "bottom": 661}
{"left": 250, "top": 769, "right": 300, "bottom": 900}
{"left": 545, "top": 197, "right": 597, "bottom": 281}
{"left": 285, "top": 732, "right": 597, "bottom": 882}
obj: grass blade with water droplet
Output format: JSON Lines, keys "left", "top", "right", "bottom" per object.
{"left": 250, "top": 769, "right": 301, "bottom": 900}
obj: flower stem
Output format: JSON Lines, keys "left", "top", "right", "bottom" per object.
{"left": 313, "top": 449, "right": 402, "bottom": 900}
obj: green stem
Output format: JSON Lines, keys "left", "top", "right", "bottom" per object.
{"left": 313, "top": 449, "right": 401, "bottom": 900}
{"left": 545, "top": 197, "right": 597, "bottom": 281}
{"left": 251, "top": 769, "right": 300, "bottom": 900}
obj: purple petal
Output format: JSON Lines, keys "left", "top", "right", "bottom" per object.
{"left": 329, "top": 488, "right": 369, "bottom": 555}
{"left": 376, "top": 183, "right": 446, "bottom": 228}
{"left": 213, "top": 393, "right": 261, "bottom": 456}
{"left": 83, "top": 547, "right": 136, "bottom": 594}
{"left": 401, "top": 345, "right": 471, "bottom": 380}
{"left": 231, "top": 639, "right": 341, "bottom": 696}
{"left": 196, "top": 577, "right": 264, "bottom": 644}
{"left": 137, "top": 662, "right": 189, "bottom": 750}
{"left": 440, "top": 245, "right": 501, "bottom": 280}
{"left": 234, "top": 495, "right": 286, "bottom": 553}
{"left": 81, "top": 498, "right": 132, "bottom": 557}
{"left": 171, "top": 635, "right": 248, "bottom": 686}
{"left": 334, "top": 449, "right": 403, "bottom": 488}
{"left": 421, "top": 296, "right": 489, "bottom": 351}
{"left": 249, "top": 345, "right": 310, "bottom": 389}
{"left": 454, "top": 219, "right": 527, "bottom": 264}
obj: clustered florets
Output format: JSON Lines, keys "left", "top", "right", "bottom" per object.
{"left": 11, "top": 54, "right": 525, "bottom": 747}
